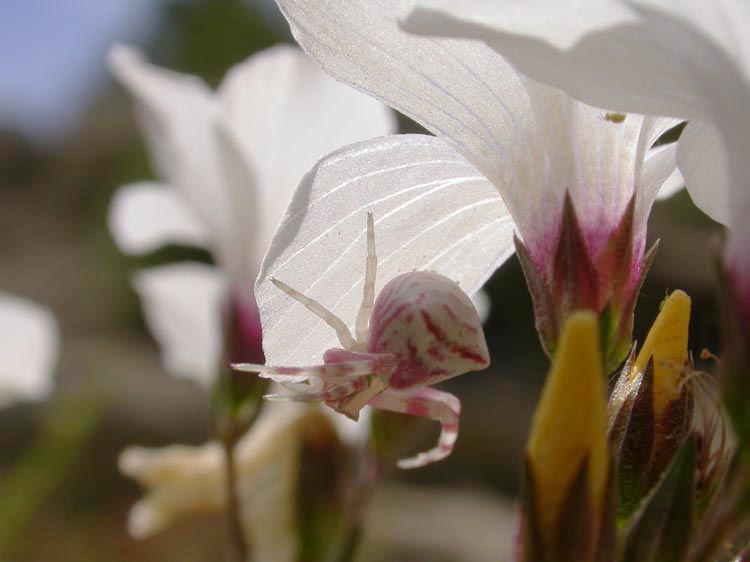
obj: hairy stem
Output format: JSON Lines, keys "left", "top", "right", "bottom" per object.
{"left": 221, "top": 414, "right": 249, "bottom": 562}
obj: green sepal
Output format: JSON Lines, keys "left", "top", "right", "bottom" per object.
{"left": 214, "top": 362, "right": 267, "bottom": 423}
{"left": 296, "top": 419, "right": 360, "bottom": 562}
{"left": 620, "top": 436, "right": 697, "bottom": 562}
{"left": 612, "top": 238, "right": 659, "bottom": 373}
{"left": 609, "top": 357, "right": 656, "bottom": 520}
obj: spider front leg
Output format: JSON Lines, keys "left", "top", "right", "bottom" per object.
{"left": 232, "top": 355, "right": 394, "bottom": 380}
{"left": 355, "top": 212, "right": 377, "bottom": 345}
{"left": 264, "top": 376, "right": 370, "bottom": 403}
{"left": 369, "top": 387, "right": 461, "bottom": 469}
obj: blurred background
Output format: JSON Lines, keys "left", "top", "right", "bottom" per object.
{"left": 0, "top": 0, "right": 724, "bottom": 560}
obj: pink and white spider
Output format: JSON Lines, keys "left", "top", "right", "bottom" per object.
{"left": 233, "top": 214, "right": 490, "bottom": 468}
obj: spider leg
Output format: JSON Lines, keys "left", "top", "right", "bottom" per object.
{"left": 355, "top": 212, "right": 377, "bottom": 344}
{"left": 232, "top": 360, "right": 382, "bottom": 380}
{"left": 265, "top": 376, "right": 368, "bottom": 403}
{"left": 369, "top": 387, "right": 461, "bottom": 469}
{"left": 271, "top": 278, "right": 357, "bottom": 349}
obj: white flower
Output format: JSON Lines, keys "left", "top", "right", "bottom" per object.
{"left": 108, "top": 44, "right": 396, "bottom": 385}
{"left": 268, "top": 0, "right": 679, "bottom": 369}
{"left": 401, "top": 0, "right": 750, "bottom": 304}
{"left": 0, "top": 292, "right": 58, "bottom": 406}
{"left": 120, "top": 402, "right": 347, "bottom": 562}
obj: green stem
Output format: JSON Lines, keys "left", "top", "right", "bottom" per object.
{"left": 221, "top": 414, "right": 249, "bottom": 562}
{"left": 0, "top": 392, "right": 106, "bottom": 554}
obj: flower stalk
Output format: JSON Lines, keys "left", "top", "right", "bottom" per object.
{"left": 215, "top": 295, "right": 269, "bottom": 561}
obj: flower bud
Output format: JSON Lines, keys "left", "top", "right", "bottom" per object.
{"left": 120, "top": 403, "right": 358, "bottom": 562}
{"left": 520, "top": 311, "right": 613, "bottom": 562}
{"left": 608, "top": 290, "right": 693, "bottom": 518}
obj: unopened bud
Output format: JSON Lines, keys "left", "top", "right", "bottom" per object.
{"left": 520, "top": 311, "right": 613, "bottom": 562}
{"left": 608, "top": 290, "right": 693, "bottom": 518}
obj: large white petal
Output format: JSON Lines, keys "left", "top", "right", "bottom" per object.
{"left": 0, "top": 293, "right": 58, "bottom": 405}
{"left": 133, "top": 264, "right": 227, "bottom": 387}
{"left": 516, "top": 83, "right": 649, "bottom": 259}
{"left": 405, "top": 0, "right": 633, "bottom": 49}
{"left": 655, "top": 168, "right": 684, "bottom": 201}
{"left": 256, "top": 134, "right": 514, "bottom": 367}
{"left": 275, "top": 0, "right": 542, "bottom": 197}
{"left": 108, "top": 182, "right": 210, "bottom": 255}
{"left": 631, "top": 117, "right": 681, "bottom": 228}
{"left": 108, "top": 45, "right": 239, "bottom": 257}
{"left": 677, "top": 121, "right": 730, "bottom": 226}
{"left": 218, "top": 45, "right": 396, "bottom": 267}
{"left": 403, "top": 0, "right": 749, "bottom": 121}
{"left": 634, "top": 140, "right": 679, "bottom": 254}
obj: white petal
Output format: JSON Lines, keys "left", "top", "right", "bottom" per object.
{"left": 678, "top": 122, "right": 750, "bottom": 280}
{"left": 518, "top": 86, "right": 647, "bottom": 258}
{"left": 635, "top": 140, "right": 679, "bottom": 248}
{"left": 630, "top": 116, "right": 681, "bottom": 233}
{"left": 655, "top": 164, "right": 683, "bottom": 201}
{"left": 218, "top": 45, "right": 396, "bottom": 266}
{"left": 108, "top": 45, "right": 240, "bottom": 258}
{"left": 234, "top": 403, "right": 325, "bottom": 562}
{"left": 0, "top": 293, "right": 58, "bottom": 405}
{"left": 274, "top": 0, "right": 540, "bottom": 196}
{"left": 108, "top": 182, "right": 210, "bottom": 255}
{"left": 405, "top": 0, "right": 633, "bottom": 49}
{"left": 403, "top": 0, "right": 750, "bottom": 121}
{"left": 725, "top": 146, "right": 750, "bottom": 280}
{"left": 133, "top": 264, "right": 227, "bottom": 386}
{"left": 677, "top": 121, "right": 730, "bottom": 226}
{"left": 256, "top": 134, "right": 513, "bottom": 367}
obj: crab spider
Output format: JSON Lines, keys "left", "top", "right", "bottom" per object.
{"left": 233, "top": 214, "right": 490, "bottom": 469}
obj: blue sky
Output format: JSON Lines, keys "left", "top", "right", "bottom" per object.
{"left": 0, "top": 0, "right": 162, "bottom": 145}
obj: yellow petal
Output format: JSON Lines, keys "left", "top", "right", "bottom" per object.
{"left": 632, "top": 290, "right": 691, "bottom": 416}
{"left": 527, "top": 311, "right": 608, "bottom": 545}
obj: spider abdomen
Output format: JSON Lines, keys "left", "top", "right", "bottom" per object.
{"left": 367, "top": 272, "right": 490, "bottom": 389}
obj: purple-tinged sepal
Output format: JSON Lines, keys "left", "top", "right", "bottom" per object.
{"left": 516, "top": 193, "right": 657, "bottom": 374}
{"left": 216, "top": 292, "right": 269, "bottom": 426}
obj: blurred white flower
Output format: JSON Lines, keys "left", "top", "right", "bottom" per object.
{"left": 267, "top": 0, "right": 679, "bottom": 368}
{"left": 0, "top": 292, "right": 58, "bottom": 406}
{"left": 120, "top": 401, "right": 347, "bottom": 561}
{"left": 402, "top": 0, "right": 750, "bottom": 306}
{"left": 108, "top": 44, "right": 396, "bottom": 385}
